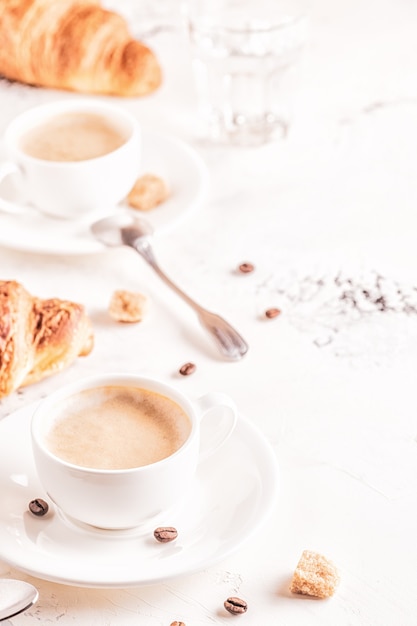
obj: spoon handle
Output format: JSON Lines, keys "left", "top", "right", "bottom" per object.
{"left": 132, "top": 238, "right": 249, "bottom": 360}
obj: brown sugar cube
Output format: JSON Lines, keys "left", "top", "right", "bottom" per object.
{"left": 108, "top": 290, "right": 149, "bottom": 323}
{"left": 290, "top": 550, "right": 340, "bottom": 598}
{"left": 127, "top": 173, "right": 169, "bottom": 211}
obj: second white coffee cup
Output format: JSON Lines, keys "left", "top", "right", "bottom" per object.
{"left": 0, "top": 99, "right": 141, "bottom": 219}
{"left": 31, "top": 374, "right": 238, "bottom": 529}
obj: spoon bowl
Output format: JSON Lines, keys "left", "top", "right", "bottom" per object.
{"left": 91, "top": 211, "right": 249, "bottom": 360}
{"left": 91, "top": 211, "right": 153, "bottom": 247}
{"left": 0, "top": 579, "right": 38, "bottom": 622}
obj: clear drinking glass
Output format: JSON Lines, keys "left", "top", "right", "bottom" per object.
{"left": 185, "top": 0, "right": 307, "bottom": 146}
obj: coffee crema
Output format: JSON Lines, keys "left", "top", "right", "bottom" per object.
{"left": 46, "top": 386, "right": 192, "bottom": 470}
{"left": 20, "top": 112, "right": 128, "bottom": 162}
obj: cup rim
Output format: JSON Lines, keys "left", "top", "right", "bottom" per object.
{"left": 5, "top": 99, "right": 141, "bottom": 166}
{"left": 31, "top": 374, "right": 198, "bottom": 475}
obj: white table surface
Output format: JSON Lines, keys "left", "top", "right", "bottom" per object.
{"left": 1, "top": 0, "right": 417, "bottom": 623}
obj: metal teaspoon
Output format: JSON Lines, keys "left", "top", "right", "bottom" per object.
{"left": 91, "top": 212, "right": 249, "bottom": 360}
{"left": 0, "top": 579, "right": 39, "bottom": 622}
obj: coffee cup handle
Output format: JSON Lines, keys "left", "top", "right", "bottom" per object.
{"left": 194, "top": 392, "right": 238, "bottom": 462}
{"left": 0, "top": 161, "right": 34, "bottom": 215}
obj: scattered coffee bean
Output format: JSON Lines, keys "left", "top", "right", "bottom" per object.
{"left": 238, "top": 262, "right": 255, "bottom": 274}
{"left": 28, "top": 498, "right": 49, "bottom": 516}
{"left": 265, "top": 307, "right": 281, "bottom": 319}
{"left": 170, "top": 622, "right": 186, "bottom": 626}
{"left": 154, "top": 526, "right": 178, "bottom": 543}
{"left": 224, "top": 597, "right": 248, "bottom": 615}
{"left": 179, "top": 362, "right": 196, "bottom": 376}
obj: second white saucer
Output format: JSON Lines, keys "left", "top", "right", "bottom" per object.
{"left": 0, "top": 130, "right": 209, "bottom": 255}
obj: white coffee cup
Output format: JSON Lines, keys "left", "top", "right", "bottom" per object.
{"left": 31, "top": 374, "right": 238, "bottom": 530}
{"left": 0, "top": 99, "right": 141, "bottom": 220}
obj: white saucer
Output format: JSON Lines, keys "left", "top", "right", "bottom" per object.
{"left": 0, "top": 131, "right": 209, "bottom": 255}
{"left": 0, "top": 402, "right": 279, "bottom": 588}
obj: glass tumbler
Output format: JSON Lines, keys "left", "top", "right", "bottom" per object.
{"left": 186, "top": 0, "right": 307, "bottom": 147}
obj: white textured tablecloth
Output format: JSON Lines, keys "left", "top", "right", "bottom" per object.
{"left": 1, "top": 0, "right": 417, "bottom": 623}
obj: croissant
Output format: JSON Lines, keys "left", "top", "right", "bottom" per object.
{"left": 0, "top": 280, "right": 94, "bottom": 398}
{"left": 0, "top": 0, "right": 162, "bottom": 96}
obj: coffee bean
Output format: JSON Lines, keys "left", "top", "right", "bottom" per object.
{"left": 238, "top": 262, "right": 255, "bottom": 274}
{"left": 179, "top": 362, "right": 196, "bottom": 376}
{"left": 170, "top": 622, "right": 186, "bottom": 626}
{"left": 28, "top": 498, "right": 49, "bottom": 516}
{"left": 154, "top": 526, "right": 178, "bottom": 543}
{"left": 265, "top": 307, "right": 281, "bottom": 319}
{"left": 224, "top": 597, "right": 248, "bottom": 615}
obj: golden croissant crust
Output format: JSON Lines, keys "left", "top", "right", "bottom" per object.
{"left": 0, "top": 280, "right": 94, "bottom": 398}
{"left": 0, "top": 0, "right": 162, "bottom": 96}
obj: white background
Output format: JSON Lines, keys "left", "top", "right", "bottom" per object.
{"left": 1, "top": 0, "right": 417, "bottom": 623}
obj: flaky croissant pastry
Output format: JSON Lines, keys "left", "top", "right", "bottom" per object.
{"left": 0, "top": 0, "right": 162, "bottom": 96}
{"left": 0, "top": 280, "right": 94, "bottom": 398}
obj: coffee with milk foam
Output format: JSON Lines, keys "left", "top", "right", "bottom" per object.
{"left": 46, "top": 386, "right": 192, "bottom": 470}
